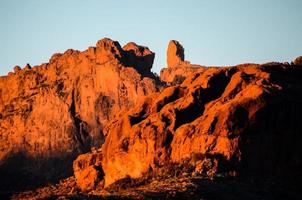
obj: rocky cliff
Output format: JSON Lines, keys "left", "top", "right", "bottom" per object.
{"left": 161, "top": 40, "right": 205, "bottom": 84}
{"left": 2, "top": 38, "right": 302, "bottom": 199}
{"left": 73, "top": 42, "right": 302, "bottom": 192}
{"left": 0, "top": 38, "right": 160, "bottom": 190}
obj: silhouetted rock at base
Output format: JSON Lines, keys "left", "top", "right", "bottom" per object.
{"left": 123, "top": 42, "right": 155, "bottom": 76}
{"left": 11, "top": 176, "right": 302, "bottom": 200}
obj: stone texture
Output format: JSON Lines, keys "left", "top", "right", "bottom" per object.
{"left": 0, "top": 38, "right": 159, "bottom": 189}
{"left": 162, "top": 40, "right": 203, "bottom": 84}
{"left": 123, "top": 42, "right": 155, "bottom": 75}
{"left": 74, "top": 61, "right": 302, "bottom": 190}
{"left": 167, "top": 40, "right": 185, "bottom": 67}
{"left": 73, "top": 151, "right": 104, "bottom": 191}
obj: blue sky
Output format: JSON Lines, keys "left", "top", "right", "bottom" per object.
{"left": 0, "top": 0, "right": 301, "bottom": 75}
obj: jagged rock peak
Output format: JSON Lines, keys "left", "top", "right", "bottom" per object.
{"left": 24, "top": 63, "right": 32, "bottom": 70}
{"left": 123, "top": 42, "right": 155, "bottom": 74}
{"left": 161, "top": 40, "right": 202, "bottom": 84}
{"left": 96, "top": 38, "right": 122, "bottom": 51}
{"left": 123, "top": 42, "right": 153, "bottom": 56}
{"left": 94, "top": 38, "right": 124, "bottom": 63}
{"left": 167, "top": 40, "right": 185, "bottom": 67}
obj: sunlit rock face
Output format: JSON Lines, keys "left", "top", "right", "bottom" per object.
{"left": 0, "top": 38, "right": 159, "bottom": 189}
{"left": 167, "top": 40, "right": 185, "bottom": 68}
{"left": 161, "top": 40, "right": 205, "bottom": 84}
{"left": 74, "top": 50, "right": 302, "bottom": 191}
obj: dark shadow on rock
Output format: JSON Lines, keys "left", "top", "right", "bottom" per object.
{"left": 0, "top": 151, "right": 77, "bottom": 193}
{"left": 238, "top": 100, "right": 302, "bottom": 191}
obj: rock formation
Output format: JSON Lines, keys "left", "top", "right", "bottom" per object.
{"left": 123, "top": 42, "right": 155, "bottom": 76}
{"left": 167, "top": 40, "right": 185, "bottom": 68}
{"left": 74, "top": 60, "right": 302, "bottom": 191}
{"left": 2, "top": 38, "right": 302, "bottom": 198}
{"left": 293, "top": 56, "right": 302, "bottom": 65}
{"left": 0, "top": 38, "right": 159, "bottom": 190}
{"left": 161, "top": 40, "right": 204, "bottom": 84}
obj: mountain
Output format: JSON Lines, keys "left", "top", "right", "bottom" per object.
{"left": 2, "top": 39, "right": 302, "bottom": 199}
{"left": 0, "top": 38, "right": 160, "bottom": 190}
{"left": 73, "top": 41, "right": 302, "bottom": 195}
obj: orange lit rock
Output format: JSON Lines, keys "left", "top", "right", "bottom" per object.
{"left": 0, "top": 38, "right": 159, "bottom": 189}
{"left": 73, "top": 151, "right": 104, "bottom": 191}
{"left": 13, "top": 65, "right": 21, "bottom": 73}
{"left": 161, "top": 40, "right": 204, "bottom": 84}
{"left": 24, "top": 63, "right": 32, "bottom": 70}
{"left": 167, "top": 40, "right": 185, "bottom": 67}
{"left": 74, "top": 59, "right": 302, "bottom": 190}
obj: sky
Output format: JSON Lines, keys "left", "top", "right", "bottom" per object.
{"left": 0, "top": 0, "right": 302, "bottom": 75}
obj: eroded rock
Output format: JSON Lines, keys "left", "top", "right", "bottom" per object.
{"left": 75, "top": 62, "right": 302, "bottom": 190}
{"left": 161, "top": 40, "right": 204, "bottom": 84}
{"left": 0, "top": 38, "right": 159, "bottom": 190}
{"left": 167, "top": 40, "right": 185, "bottom": 68}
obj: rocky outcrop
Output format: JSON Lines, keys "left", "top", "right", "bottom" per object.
{"left": 160, "top": 65, "right": 206, "bottom": 84}
{"left": 74, "top": 60, "right": 302, "bottom": 191}
{"left": 123, "top": 42, "right": 155, "bottom": 76}
{"left": 167, "top": 40, "right": 185, "bottom": 68}
{"left": 0, "top": 38, "right": 159, "bottom": 190}
{"left": 161, "top": 40, "right": 204, "bottom": 84}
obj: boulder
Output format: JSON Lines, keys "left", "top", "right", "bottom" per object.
{"left": 73, "top": 152, "right": 104, "bottom": 191}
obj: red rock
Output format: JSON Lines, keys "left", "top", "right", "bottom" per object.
{"left": 24, "top": 63, "right": 32, "bottom": 70}
{"left": 13, "top": 65, "right": 21, "bottom": 73}
{"left": 74, "top": 54, "right": 302, "bottom": 190}
{"left": 123, "top": 42, "right": 155, "bottom": 75}
{"left": 161, "top": 40, "right": 204, "bottom": 84}
{"left": 0, "top": 38, "right": 159, "bottom": 189}
{"left": 73, "top": 151, "right": 104, "bottom": 191}
{"left": 95, "top": 38, "right": 124, "bottom": 64}
{"left": 167, "top": 40, "right": 185, "bottom": 67}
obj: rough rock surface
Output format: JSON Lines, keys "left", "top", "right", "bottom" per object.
{"left": 167, "top": 40, "right": 185, "bottom": 67}
{"left": 0, "top": 38, "right": 159, "bottom": 190}
{"left": 74, "top": 61, "right": 302, "bottom": 191}
{"left": 123, "top": 42, "right": 155, "bottom": 76}
{"left": 161, "top": 40, "right": 204, "bottom": 84}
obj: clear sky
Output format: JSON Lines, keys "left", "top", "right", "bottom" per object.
{"left": 0, "top": 0, "right": 302, "bottom": 75}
